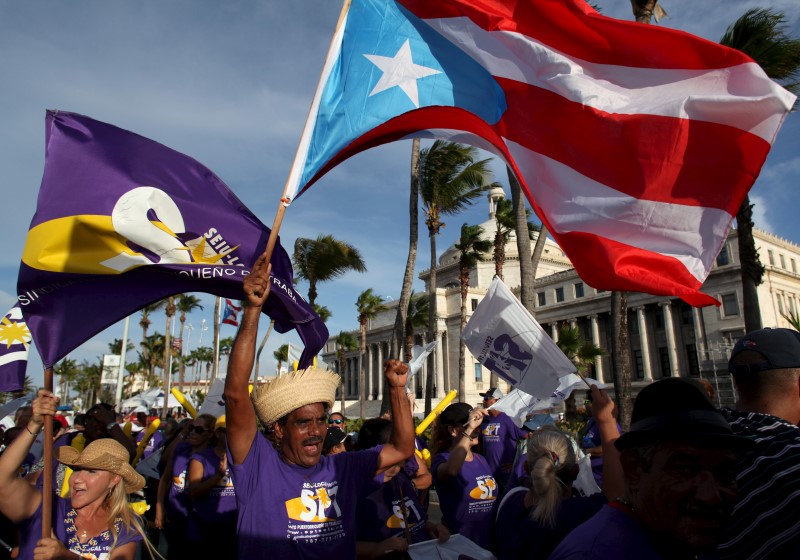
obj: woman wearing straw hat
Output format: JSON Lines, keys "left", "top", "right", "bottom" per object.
{"left": 0, "top": 390, "right": 155, "bottom": 560}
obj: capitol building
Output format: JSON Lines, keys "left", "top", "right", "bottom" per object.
{"left": 322, "top": 189, "right": 800, "bottom": 410}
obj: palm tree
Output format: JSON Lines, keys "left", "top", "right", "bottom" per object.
{"left": 139, "top": 301, "right": 165, "bottom": 351}
{"left": 139, "top": 333, "right": 165, "bottom": 387}
{"left": 313, "top": 304, "right": 332, "bottom": 323}
{"left": 193, "top": 346, "right": 215, "bottom": 388}
{"left": 455, "top": 224, "right": 492, "bottom": 401}
{"left": 630, "top": 0, "right": 667, "bottom": 24}
{"left": 720, "top": 8, "right": 800, "bottom": 332}
{"left": 293, "top": 234, "right": 367, "bottom": 307}
{"left": 274, "top": 344, "right": 289, "bottom": 376}
{"left": 784, "top": 310, "right": 800, "bottom": 332}
{"left": 492, "top": 195, "right": 537, "bottom": 281}
{"left": 54, "top": 358, "right": 79, "bottom": 401}
{"left": 336, "top": 331, "right": 359, "bottom": 415}
{"left": 556, "top": 324, "right": 605, "bottom": 422}
{"left": 108, "top": 338, "right": 134, "bottom": 355}
{"left": 255, "top": 320, "right": 275, "bottom": 380}
{"left": 356, "top": 289, "right": 388, "bottom": 418}
{"left": 419, "top": 140, "right": 494, "bottom": 414}
{"left": 508, "top": 169, "right": 536, "bottom": 313}
{"left": 219, "top": 336, "right": 235, "bottom": 373}
{"left": 176, "top": 294, "right": 203, "bottom": 391}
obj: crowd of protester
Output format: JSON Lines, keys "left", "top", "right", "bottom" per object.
{"left": 0, "top": 257, "right": 798, "bottom": 559}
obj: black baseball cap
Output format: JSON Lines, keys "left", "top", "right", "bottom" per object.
{"left": 322, "top": 427, "right": 349, "bottom": 454}
{"left": 479, "top": 388, "right": 503, "bottom": 399}
{"left": 728, "top": 328, "right": 800, "bottom": 375}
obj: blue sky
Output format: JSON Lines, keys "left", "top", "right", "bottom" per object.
{"left": 0, "top": 0, "right": 797, "bottom": 388}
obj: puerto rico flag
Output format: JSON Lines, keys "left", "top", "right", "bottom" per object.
{"left": 285, "top": 0, "right": 795, "bottom": 306}
{"left": 222, "top": 299, "right": 242, "bottom": 327}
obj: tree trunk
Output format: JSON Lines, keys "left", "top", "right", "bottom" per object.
{"left": 360, "top": 321, "right": 367, "bottom": 419}
{"left": 736, "top": 195, "right": 764, "bottom": 332}
{"left": 459, "top": 284, "right": 468, "bottom": 403}
{"left": 339, "top": 352, "right": 347, "bottom": 416}
{"left": 212, "top": 297, "right": 221, "bottom": 379}
{"left": 425, "top": 232, "right": 438, "bottom": 416}
{"left": 255, "top": 320, "right": 274, "bottom": 380}
{"left": 162, "top": 296, "right": 175, "bottom": 421}
{"left": 610, "top": 291, "right": 633, "bottom": 430}
{"left": 631, "top": 0, "right": 657, "bottom": 23}
{"left": 385, "top": 138, "right": 421, "bottom": 415}
{"left": 178, "top": 315, "right": 186, "bottom": 392}
{"left": 509, "top": 168, "right": 535, "bottom": 314}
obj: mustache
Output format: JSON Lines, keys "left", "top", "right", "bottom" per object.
{"left": 303, "top": 437, "right": 323, "bottom": 446}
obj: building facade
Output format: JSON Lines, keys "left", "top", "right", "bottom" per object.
{"left": 323, "top": 190, "right": 800, "bottom": 409}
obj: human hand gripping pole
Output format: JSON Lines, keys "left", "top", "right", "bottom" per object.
{"left": 377, "top": 360, "right": 416, "bottom": 472}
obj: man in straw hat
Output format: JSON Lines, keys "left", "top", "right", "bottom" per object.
{"left": 224, "top": 253, "right": 415, "bottom": 559}
{"left": 717, "top": 328, "right": 800, "bottom": 560}
{"left": 551, "top": 377, "right": 754, "bottom": 560}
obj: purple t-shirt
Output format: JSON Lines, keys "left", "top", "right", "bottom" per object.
{"left": 168, "top": 441, "right": 193, "bottom": 520}
{"left": 136, "top": 429, "right": 164, "bottom": 461}
{"left": 431, "top": 451, "right": 496, "bottom": 549}
{"left": 480, "top": 412, "right": 526, "bottom": 478}
{"left": 189, "top": 447, "right": 237, "bottom": 529}
{"left": 356, "top": 470, "right": 429, "bottom": 545}
{"left": 16, "top": 495, "right": 142, "bottom": 559}
{"left": 493, "top": 487, "right": 607, "bottom": 560}
{"left": 229, "top": 432, "right": 381, "bottom": 559}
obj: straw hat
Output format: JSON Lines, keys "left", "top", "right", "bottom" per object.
{"left": 251, "top": 367, "right": 340, "bottom": 425}
{"left": 57, "top": 439, "right": 145, "bottom": 493}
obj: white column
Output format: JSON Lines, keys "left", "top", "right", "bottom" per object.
{"left": 435, "top": 329, "right": 445, "bottom": 398}
{"left": 569, "top": 318, "right": 577, "bottom": 329}
{"left": 636, "top": 306, "right": 653, "bottom": 382}
{"left": 377, "top": 343, "right": 384, "bottom": 397}
{"left": 366, "top": 345, "right": 374, "bottom": 400}
{"left": 692, "top": 308, "right": 707, "bottom": 361}
{"left": 589, "top": 315, "right": 604, "bottom": 383}
{"left": 550, "top": 324, "right": 559, "bottom": 342}
{"left": 661, "top": 302, "right": 680, "bottom": 377}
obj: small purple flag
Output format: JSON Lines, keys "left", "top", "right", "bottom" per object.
{"left": 0, "top": 305, "right": 30, "bottom": 392}
{"left": 18, "top": 110, "right": 327, "bottom": 368}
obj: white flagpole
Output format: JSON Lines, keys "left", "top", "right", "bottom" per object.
{"left": 114, "top": 316, "right": 130, "bottom": 407}
{"left": 212, "top": 297, "right": 221, "bottom": 379}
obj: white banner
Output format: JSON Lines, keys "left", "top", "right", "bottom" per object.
{"left": 101, "top": 354, "right": 121, "bottom": 385}
{"left": 462, "top": 277, "right": 576, "bottom": 399}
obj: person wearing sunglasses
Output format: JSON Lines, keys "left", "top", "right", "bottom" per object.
{"left": 156, "top": 413, "right": 216, "bottom": 559}
{"left": 328, "top": 412, "right": 346, "bottom": 427}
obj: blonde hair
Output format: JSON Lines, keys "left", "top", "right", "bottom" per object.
{"left": 105, "top": 480, "right": 161, "bottom": 558}
{"left": 527, "top": 427, "right": 576, "bottom": 528}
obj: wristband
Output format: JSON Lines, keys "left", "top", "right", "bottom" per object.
{"left": 25, "top": 425, "right": 40, "bottom": 437}
{"left": 460, "top": 431, "right": 473, "bottom": 440}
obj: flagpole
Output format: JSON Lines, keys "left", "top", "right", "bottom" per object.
{"left": 42, "top": 366, "right": 54, "bottom": 538}
{"left": 212, "top": 297, "right": 221, "bottom": 380}
{"left": 115, "top": 316, "right": 130, "bottom": 407}
{"left": 260, "top": 0, "right": 352, "bottom": 266}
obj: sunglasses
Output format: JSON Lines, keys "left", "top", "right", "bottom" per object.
{"left": 190, "top": 426, "right": 209, "bottom": 434}
{"left": 328, "top": 419, "right": 344, "bottom": 425}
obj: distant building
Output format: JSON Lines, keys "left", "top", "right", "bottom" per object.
{"left": 323, "top": 190, "right": 800, "bottom": 409}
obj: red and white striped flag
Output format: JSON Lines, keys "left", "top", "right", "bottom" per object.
{"left": 286, "top": 0, "right": 795, "bottom": 306}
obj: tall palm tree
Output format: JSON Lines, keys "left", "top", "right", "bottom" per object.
{"left": 293, "top": 234, "right": 367, "bottom": 307}
{"left": 455, "top": 224, "right": 492, "bottom": 401}
{"left": 108, "top": 339, "right": 134, "bottom": 355}
{"left": 54, "top": 358, "right": 79, "bottom": 401}
{"left": 219, "top": 336, "right": 234, "bottom": 374}
{"left": 313, "top": 304, "right": 332, "bottom": 323}
{"left": 404, "top": 292, "right": 430, "bottom": 363}
{"left": 193, "top": 346, "right": 215, "bottom": 388}
{"left": 336, "top": 330, "right": 359, "bottom": 415}
{"left": 492, "top": 195, "right": 537, "bottom": 281}
{"left": 139, "top": 333, "right": 165, "bottom": 388}
{"left": 630, "top": 0, "right": 667, "bottom": 24}
{"left": 556, "top": 324, "right": 605, "bottom": 422}
{"left": 508, "top": 169, "right": 536, "bottom": 313}
{"left": 419, "top": 140, "right": 494, "bottom": 414}
{"left": 356, "top": 289, "right": 388, "bottom": 418}
{"left": 139, "top": 301, "right": 165, "bottom": 352}
{"left": 161, "top": 296, "right": 178, "bottom": 419}
{"left": 176, "top": 294, "right": 203, "bottom": 391}
{"left": 274, "top": 344, "right": 289, "bottom": 376}
{"left": 720, "top": 8, "right": 800, "bottom": 332}
{"left": 255, "top": 320, "right": 275, "bottom": 380}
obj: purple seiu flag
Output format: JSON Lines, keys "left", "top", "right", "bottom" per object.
{"left": 18, "top": 110, "right": 327, "bottom": 369}
{"left": 0, "top": 305, "right": 30, "bottom": 392}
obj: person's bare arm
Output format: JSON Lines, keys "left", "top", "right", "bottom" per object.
{"left": 186, "top": 455, "right": 226, "bottom": 500}
{"left": 412, "top": 454, "right": 432, "bottom": 491}
{"left": 0, "top": 390, "right": 51, "bottom": 523}
{"left": 590, "top": 385, "right": 623, "bottom": 500}
{"left": 225, "top": 254, "right": 271, "bottom": 465}
{"left": 376, "top": 360, "right": 415, "bottom": 472}
{"left": 436, "top": 409, "right": 486, "bottom": 481}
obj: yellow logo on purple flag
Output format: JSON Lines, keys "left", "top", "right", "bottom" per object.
{"left": 0, "top": 305, "right": 30, "bottom": 392}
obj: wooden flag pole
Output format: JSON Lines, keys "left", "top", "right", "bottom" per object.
{"left": 42, "top": 366, "right": 54, "bottom": 538}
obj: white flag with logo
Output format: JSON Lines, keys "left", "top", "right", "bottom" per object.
{"left": 462, "top": 277, "right": 576, "bottom": 399}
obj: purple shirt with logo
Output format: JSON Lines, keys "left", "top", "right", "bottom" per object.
{"left": 229, "top": 432, "right": 380, "bottom": 559}
{"left": 479, "top": 412, "right": 526, "bottom": 478}
{"left": 189, "top": 447, "right": 237, "bottom": 532}
{"left": 168, "top": 441, "right": 193, "bottom": 520}
{"left": 357, "top": 470, "right": 429, "bottom": 545}
{"left": 431, "top": 451, "right": 496, "bottom": 549}
{"left": 136, "top": 429, "right": 164, "bottom": 461}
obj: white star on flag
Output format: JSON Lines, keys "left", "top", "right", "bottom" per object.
{"left": 364, "top": 39, "right": 440, "bottom": 108}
